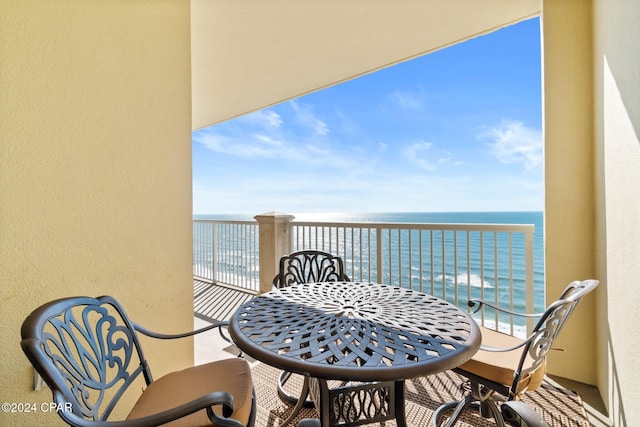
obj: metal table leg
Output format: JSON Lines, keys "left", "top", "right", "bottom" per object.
{"left": 310, "top": 378, "right": 405, "bottom": 427}
{"left": 394, "top": 380, "right": 408, "bottom": 427}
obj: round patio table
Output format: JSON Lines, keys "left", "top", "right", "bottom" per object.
{"left": 229, "top": 281, "right": 481, "bottom": 427}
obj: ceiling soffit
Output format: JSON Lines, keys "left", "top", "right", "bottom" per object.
{"left": 191, "top": 0, "right": 541, "bottom": 130}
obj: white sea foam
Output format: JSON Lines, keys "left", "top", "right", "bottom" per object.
{"left": 436, "top": 273, "right": 493, "bottom": 288}
{"left": 474, "top": 316, "right": 528, "bottom": 339}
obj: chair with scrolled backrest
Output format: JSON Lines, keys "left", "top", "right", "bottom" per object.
{"left": 21, "top": 295, "right": 256, "bottom": 427}
{"left": 272, "top": 250, "right": 350, "bottom": 406}
{"left": 433, "top": 279, "right": 599, "bottom": 427}
{"left": 272, "top": 249, "right": 349, "bottom": 289}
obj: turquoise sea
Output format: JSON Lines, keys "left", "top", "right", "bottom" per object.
{"left": 194, "top": 211, "right": 544, "bottom": 334}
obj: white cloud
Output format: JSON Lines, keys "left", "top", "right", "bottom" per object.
{"left": 195, "top": 133, "right": 280, "bottom": 158}
{"left": 404, "top": 141, "right": 435, "bottom": 171}
{"left": 290, "top": 100, "right": 329, "bottom": 136}
{"left": 193, "top": 108, "right": 287, "bottom": 158}
{"left": 196, "top": 129, "right": 331, "bottom": 163}
{"left": 403, "top": 141, "right": 457, "bottom": 172}
{"left": 251, "top": 133, "right": 283, "bottom": 147}
{"left": 480, "top": 121, "right": 542, "bottom": 170}
{"left": 194, "top": 110, "right": 361, "bottom": 169}
{"left": 238, "top": 109, "right": 283, "bottom": 129}
{"left": 334, "top": 108, "right": 358, "bottom": 134}
{"left": 390, "top": 88, "right": 425, "bottom": 110}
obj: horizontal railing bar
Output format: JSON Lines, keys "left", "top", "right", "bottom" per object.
{"left": 193, "top": 219, "right": 257, "bottom": 225}
{"left": 291, "top": 221, "right": 534, "bottom": 232}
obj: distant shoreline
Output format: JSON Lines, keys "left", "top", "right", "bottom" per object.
{"left": 194, "top": 211, "right": 544, "bottom": 222}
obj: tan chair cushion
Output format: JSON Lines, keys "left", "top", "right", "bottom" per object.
{"left": 127, "top": 357, "right": 253, "bottom": 427}
{"left": 458, "top": 326, "right": 546, "bottom": 394}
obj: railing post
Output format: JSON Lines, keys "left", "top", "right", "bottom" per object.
{"left": 210, "top": 221, "right": 217, "bottom": 283}
{"left": 525, "top": 228, "right": 535, "bottom": 334}
{"left": 254, "top": 212, "right": 295, "bottom": 294}
{"left": 376, "top": 225, "right": 383, "bottom": 284}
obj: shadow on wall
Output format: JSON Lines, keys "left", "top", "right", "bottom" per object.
{"left": 599, "top": 1, "right": 640, "bottom": 144}
{"left": 608, "top": 334, "right": 627, "bottom": 426}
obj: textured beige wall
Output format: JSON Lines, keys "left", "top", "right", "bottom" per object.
{"left": 0, "top": 1, "right": 193, "bottom": 425}
{"left": 542, "top": 0, "right": 597, "bottom": 384}
{"left": 544, "top": 1, "right": 640, "bottom": 423}
{"left": 593, "top": 0, "right": 640, "bottom": 424}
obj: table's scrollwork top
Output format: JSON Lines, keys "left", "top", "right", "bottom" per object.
{"left": 230, "top": 281, "right": 481, "bottom": 381}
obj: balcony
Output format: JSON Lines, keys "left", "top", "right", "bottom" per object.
{"left": 193, "top": 213, "right": 609, "bottom": 426}
{"left": 192, "top": 283, "right": 608, "bottom": 427}
{"left": 194, "top": 213, "right": 540, "bottom": 337}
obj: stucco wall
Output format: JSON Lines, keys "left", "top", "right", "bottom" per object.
{"left": 542, "top": 0, "right": 598, "bottom": 383}
{"left": 593, "top": 0, "right": 640, "bottom": 424}
{"left": 544, "top": 0, "right": 640, "bottom": 423}
{"left": 0, "top": 1, "right": 193, "bottom": 425}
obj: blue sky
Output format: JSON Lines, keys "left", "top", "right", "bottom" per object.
{"left": 193, "top": 18, "right": 542, "bottom": 215}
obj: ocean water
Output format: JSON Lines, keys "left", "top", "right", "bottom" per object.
{"left": 300, "top": 211, "right": 543, "bottom": 306}
{"left": 194, "top": 211, "right": 544, "bottom": 335}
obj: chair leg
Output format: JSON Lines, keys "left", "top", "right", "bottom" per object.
{"left": 480, "top": 400, "right": 506, "bottom": 427}
{"left": 432, "top": 394, "right": 474, "bottom": 427}
{"left": 279, "top": 375, "right": 311, "bottom": 427}
{"left": 433, "top": 381, "right": 508, "bottom": 427}
{"left": 472, "top": 381, "right": 506, "bottom": 427}
{"left": 278, "top": 370, "right": 315, "bottom": 408}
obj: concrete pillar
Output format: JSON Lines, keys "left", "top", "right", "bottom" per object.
{"left": 542, "top": 0, "right": 596, "bottom": 384}
{"left": 254, "top": 212, "right": 295, "bottom": 294}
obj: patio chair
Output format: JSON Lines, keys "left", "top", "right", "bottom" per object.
{"left": 272, "top": 249, "right": 350, "bottom": 289}
{"left": 433, "top": 279, "right": 599, "bottom": 427}
{"left": 272, "top": 250, "right": 350, "bottom": 406}
{"left": 21, "top": 295, "right": 256, "bottom": 427}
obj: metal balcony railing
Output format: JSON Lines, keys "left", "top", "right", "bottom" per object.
{"left": 193, "top": 217, "right": 538, "bottom": 337}
{"left": 193, "top": 219, "right": 259, "bottom": 292}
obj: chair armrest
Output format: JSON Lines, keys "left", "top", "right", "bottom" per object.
{"left": 478, "top": 327, "right": 548, "bottom": 353}
{"left": 298, "top": 419, "right": 321, "bottom": 427}
{"left": 468, "top": 299, "right": 545, "bottom": 318}
{"left": 57, "top": 391, "right": 243, "bottom": 427}
{"left": 480, "top": 340, "right": 529, "bottom": 353}
{"left": 133, "top": 321, "right": 232, "bottom": 344}
{"left": 501, "top": 401, "right": 550, "bottom": 427}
